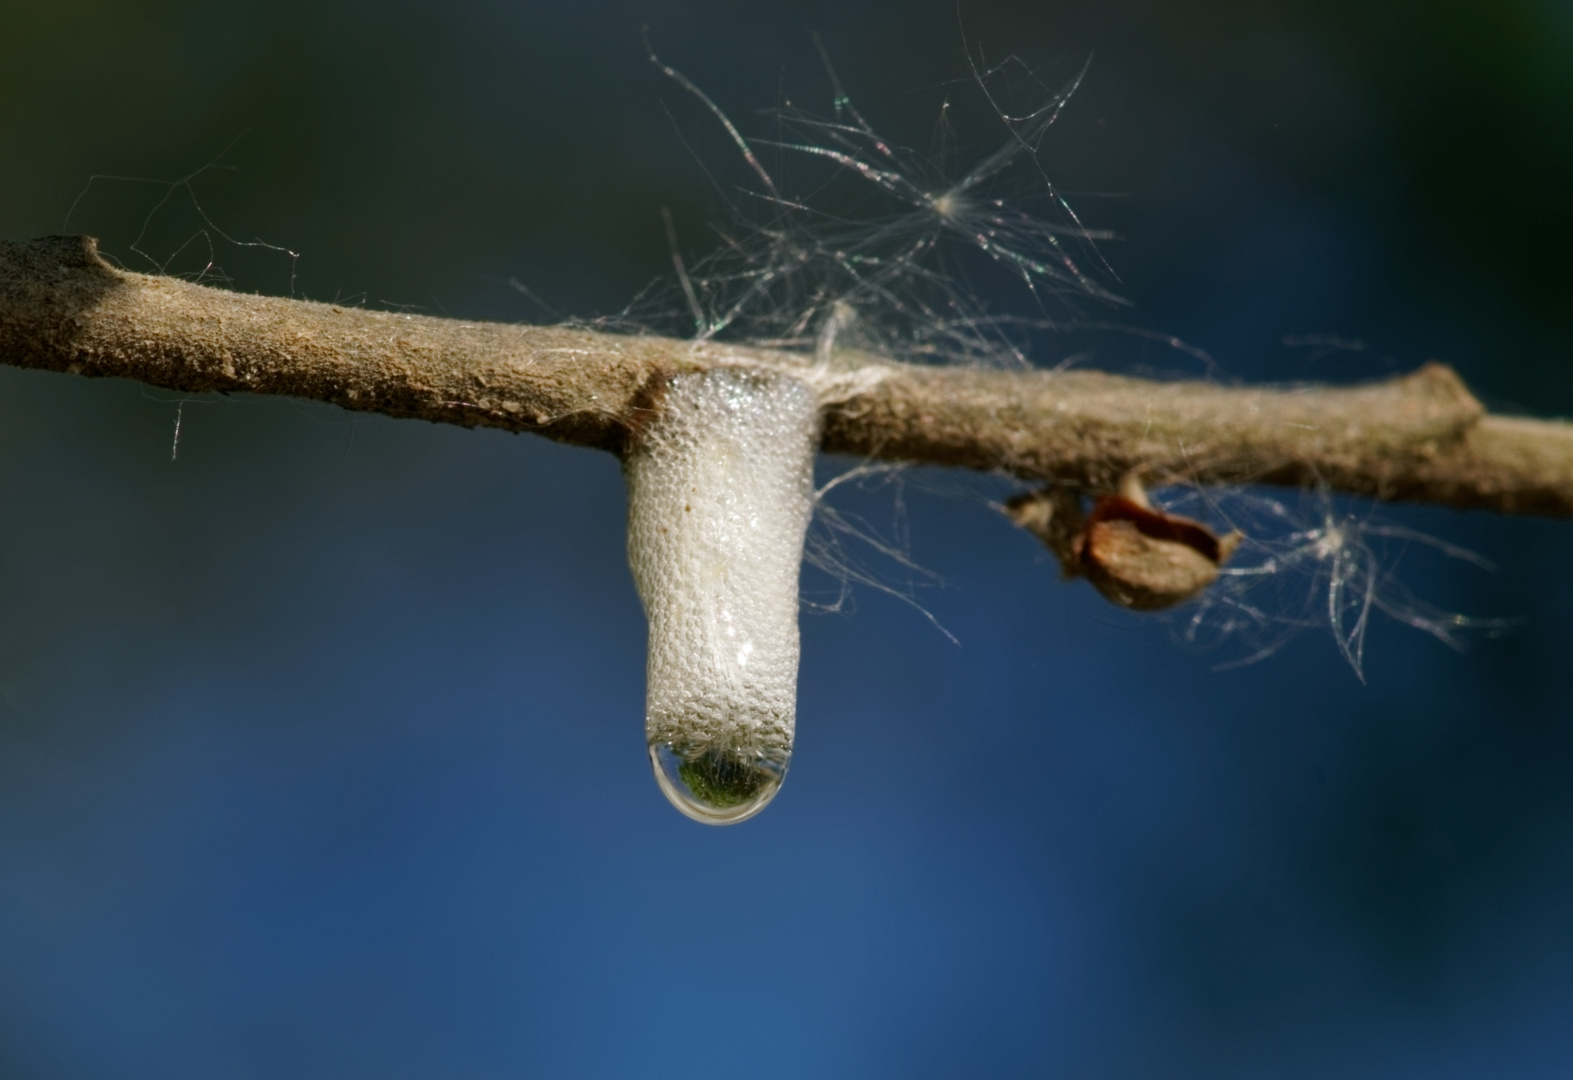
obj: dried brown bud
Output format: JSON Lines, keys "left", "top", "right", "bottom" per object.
{"left": 1006, "top": 486, "right": 1241, "bottom": 611}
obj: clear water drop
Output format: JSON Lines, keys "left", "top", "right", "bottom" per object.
{"left": 649, "top": 741, "right": 787, "bottom": 825}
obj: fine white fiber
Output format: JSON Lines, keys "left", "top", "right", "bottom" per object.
{"left": 619, "top": 43, "right": 1500, "bottom": 831}
{"left": 624, "top": 366, "right": 821, "bottom": 824}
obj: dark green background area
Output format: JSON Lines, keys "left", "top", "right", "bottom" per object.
{"left": 2, "top": 2, "right": 1571, "bottom": 1078}
{"left": 4, "top": 0, "right": 1568, "bottom": 391}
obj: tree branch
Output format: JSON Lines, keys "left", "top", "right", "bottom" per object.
{"left": 3, "top": 235, "right": 1569, "bottom": 516}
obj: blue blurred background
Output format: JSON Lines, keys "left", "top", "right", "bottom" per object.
{"left": 3, "top": 1, "right": 1573, "bottom": 1077}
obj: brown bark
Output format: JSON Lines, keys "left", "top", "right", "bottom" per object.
{"left": 3, "top": 234, "right": 1569, "bottom": 516}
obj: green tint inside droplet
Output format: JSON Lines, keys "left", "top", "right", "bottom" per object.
{"left": 649, "top": 741, "right": 786, "bottom": 825}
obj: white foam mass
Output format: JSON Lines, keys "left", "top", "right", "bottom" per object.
{"left": 624, "top": 366, "right": 820, "bottom": 824}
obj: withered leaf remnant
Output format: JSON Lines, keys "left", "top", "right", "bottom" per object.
{"left": 1006, "top": 484, "right": 1242, "bottom": 611}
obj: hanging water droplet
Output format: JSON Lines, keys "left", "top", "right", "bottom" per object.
{"left": 649, "top": 740, "right": 787, "bottom": 824}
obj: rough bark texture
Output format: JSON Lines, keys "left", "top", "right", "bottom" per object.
{"left": 3, "top": 235, "right": 1570, "bottom": 516}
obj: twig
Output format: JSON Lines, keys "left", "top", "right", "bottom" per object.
{"left": 2, "top": 235, "right": 1569, "bottom": 516}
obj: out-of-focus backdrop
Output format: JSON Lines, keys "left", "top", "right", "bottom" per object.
{"left": 2, "top": 1, "right": 1571, "bottom": 1077}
